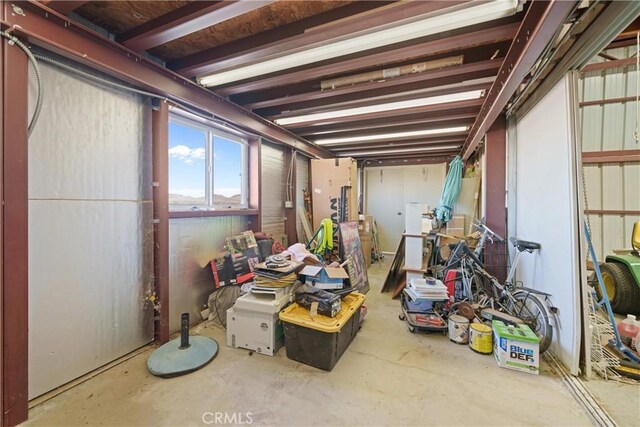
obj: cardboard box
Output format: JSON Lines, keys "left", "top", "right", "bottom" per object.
{"left": 493, "top": 320, "right": 540, "bottom": 375}
{"left": 299, "top": 265, "right": 349, "bottom": 290}
{"left": 311, "top": 158, "right": 358, "bottom": 230}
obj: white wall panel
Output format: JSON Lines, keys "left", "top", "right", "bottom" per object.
{"left": 28, "top": 61, "right": 153, "bottom": 398}
{"left": 514, "top": 75, "right": 581, "bottom": 374}
{"left": 261, "top": 142, "right": 285, "bottom": 243}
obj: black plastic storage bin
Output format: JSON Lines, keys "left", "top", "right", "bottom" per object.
{"left": 279, "top": 293, "right": 365, "bottom": 371}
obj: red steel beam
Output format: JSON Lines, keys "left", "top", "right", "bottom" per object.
{"left": 310, "top": 121, "right": 474, "bottom": 144}
{"left": 268, "top": 82, "right": 492, "bottom": 123}
{"left": 330, "top": 138, "right": 468, "bottom": 152}
{"left": 169, "top": 1, "right": 394, "bottom": 76}
{"left": 180, "top": 0, "right": 470, "bottom": 77}
{"left": 151, "top": 100, "right": 170, "bottom": 344}
{"left": 579, "top": 96, "right": 636, "bottom": 107}
{"left": 119, "top": 1, "right": 274, "bottom": 52}
{"left": 281, "top": 98, "right": 485, "bottom": 129}
{"left": 484, "top": 115, "right": 507, "bottom": 282}
{"left": 581, "top": 57, "right": 638, "bottom": 73}
{"left": 343, "top": 149, "right": 460, "bottom": 160}
{"left": 337, "top": 146, "right": 461, "bottom": 156}
{"left": 585, "top": 210, "right": 640, "bottom": 215}
{"left": 296, "top": 111, "right": 480, "bottom": 137}
{"left": 39, "top": 0, "right": 88, "bottom": 15}
{"left": 361, "top": 157, "right": 454, "bottom": 167}
{"left": 245, "top": 59, "right": 502, "bottom": 113}
{"left": 3, "top": 1, "right": 331, "bottom": 159}
{"left": 0, "top": 19, "right": 4, "bottom": 426}
{"left": 461, "top": 0, "right": 574, "bottom": 160}
{"left": 582, "top": 149, "right": 640, "bottom": 164}
{"left": 2, "top": 36, "right": 29, "bottom": 427}
{"left": 216, "top": 23, "right": 519, "bottom": 96}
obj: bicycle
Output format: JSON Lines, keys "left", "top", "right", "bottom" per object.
{"left": 453, "top": 237, "right": 554, "bottom": 353}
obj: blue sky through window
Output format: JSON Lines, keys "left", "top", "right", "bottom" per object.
{"left": 168, "top": 120, "right": 245, "bottom": 207}
{"left": 214, "top": 136, "right": 242, "bottom": 198}
{"left": 168, "top": 121, "right": 206, "bottom": 203}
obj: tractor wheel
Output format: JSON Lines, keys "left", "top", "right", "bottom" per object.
{"left": 599, "top": 262, "right": 640, "bottom": 315}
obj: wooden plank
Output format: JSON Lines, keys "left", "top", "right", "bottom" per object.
{"left": 298, "top": 206, "right": 313, "bottom": 243}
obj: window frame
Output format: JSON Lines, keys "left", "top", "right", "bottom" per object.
{"left": 168, "top": 112, "right": 249, "bottom": 212}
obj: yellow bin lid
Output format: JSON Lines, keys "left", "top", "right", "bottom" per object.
{"left": 279, "top": 292, "right": 366, "bottom": 333}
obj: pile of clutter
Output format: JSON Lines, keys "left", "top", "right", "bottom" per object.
{"left": 205, "top": 232, "right": 367, "bottom": 371}
{"left": 401, "top": 276, "right": 541, "bottom": 375}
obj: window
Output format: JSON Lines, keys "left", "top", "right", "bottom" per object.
{"left": 169, "top": 114, "right": 248, "bottom": 210}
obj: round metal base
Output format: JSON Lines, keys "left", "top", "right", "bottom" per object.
{"left": 147, "top": 336, "right": 218, "bottom": 378}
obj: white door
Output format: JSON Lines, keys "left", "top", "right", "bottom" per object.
{"left": 366, "top": 165, "right": 446, "bottom": 253}
{"left": 366, "top": 168, "right": 405, "bottom": 252}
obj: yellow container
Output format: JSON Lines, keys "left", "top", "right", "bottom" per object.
{"left": 279, "top": 292, "right": 365, "bottom": 333}
{"left": 469, "top": 323, "right": 493, "bottom": 354}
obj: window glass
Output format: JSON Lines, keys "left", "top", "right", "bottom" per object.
{"left": 213, "top": 135, "right": 244, "bottom": 207}
{"left": 168, "top": 121, "right": 207, "bottom": 207}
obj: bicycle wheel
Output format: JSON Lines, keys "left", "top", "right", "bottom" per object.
{"left": 507, "top": 291, "right": 553, "bottom": 353}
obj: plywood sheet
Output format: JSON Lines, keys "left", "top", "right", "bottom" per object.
{"left": 76, "top": 1, "right": 190, "bottom": 34}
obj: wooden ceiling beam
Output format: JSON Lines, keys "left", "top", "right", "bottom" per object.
{"left": 461, "top": 0, "right": 575, "bottom": 159}
{"left": 216, "top": 22, "right": 519, "bottom": 96}
{"left": 245, "top": 58, "right": 502, "bottom": 114}
{"left": 168, "top": 1, "right": 395, "bottom": 76}
{"left": 267, "top": 81, "right": 491, "bottom": 123}
{"left": 39, "top": 0, "right": 88, "bottom": 15}
{"left": 118, "top": 1, "right": 274, "bottom": 52}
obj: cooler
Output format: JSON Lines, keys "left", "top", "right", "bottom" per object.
{"left": 226, "top": 291, "right": 291, "bottom": 356}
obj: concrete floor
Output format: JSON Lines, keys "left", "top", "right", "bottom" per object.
{"left": 26, "top": 259, "right": 602, "bottom": 426}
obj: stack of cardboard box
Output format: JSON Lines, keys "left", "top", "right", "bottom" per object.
{"left": 310, "top": 158, "right": 358, "bottom": 230}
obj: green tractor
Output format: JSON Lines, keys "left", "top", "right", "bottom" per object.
{"left": 598, "top": 221, "right": 640, "bottom": 315}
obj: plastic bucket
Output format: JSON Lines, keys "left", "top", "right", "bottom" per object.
{"left": 448, "top": 314, "right": 469, "bottom": 344}
{"left": 469, "top": 323, "right": 493, "bottom": 354}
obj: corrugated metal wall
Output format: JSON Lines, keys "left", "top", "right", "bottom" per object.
{"left": 168, "top": 216, "right": 248, "bottom": 332}
{"left": 580, "top": 46, "right": 640, "bottom": 259}
{"left": 296, "top": 154, "right": 310, "bottom": 243}
{"left": 261, "top": 142, "right": 285, "bottom": 242}
{"left": 27, "top": 61, "right": 154, "bottom": 398}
